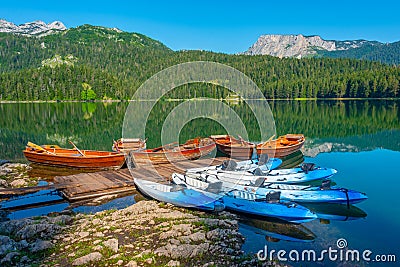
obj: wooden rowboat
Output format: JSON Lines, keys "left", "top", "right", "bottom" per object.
{"left": 210, "top": 135, "right": 255, "bottom": 160}
{"left": 256, "top": 134, "right": 305, "bottom": 158}
{"left": 24, "top": 142, "right": 125, "bottom": 170}
{"left": 129, "top": 138, "right": 216, "bottom": 164}
{"left": 112, "top": 138, "right": 146, "bottom": 152}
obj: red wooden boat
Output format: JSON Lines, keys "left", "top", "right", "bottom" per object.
{"left": 112, "top": 138, "right": 146, "bottom": 152}
{"left": 256, "top": 134, "right": 305, "bottom": 158}
{"left": 129, "top": 138, "right": 216, "bottom": 164}
{"left": 23, "top": 142, "right": 125, "bottom": 170}
{"left": 210, "top": 135, "right": 255, "bottom": 159}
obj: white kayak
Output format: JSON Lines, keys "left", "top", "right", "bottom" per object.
{"left": 194, "top": 163, "right": 337, "bottom": 185}
{"left": 186, "top": 158, "right": 282, "bottom": 173}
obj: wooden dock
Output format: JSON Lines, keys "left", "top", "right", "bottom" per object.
{"left": 54, "top": 157, "right": 227, "bottom": 201}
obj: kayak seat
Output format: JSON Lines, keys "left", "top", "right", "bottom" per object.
{"left": 170, "top": 184, "right": 187, "bottom": 192}
{"left": 266, "top": 191, "right": 281, "bottom": 203}
{"left": 252, "top": 177, "right": 265, "bottom": 187}
{"left": 320, "top": 180, "right": 331, "bottom": 190}
{"left": 253, "top": 168, "right": 266, "bottom": 176}
{"left": 206, "top": 181, "right": 223, "bottom": 194}
{"left": 301, "top": 163, "right": 316, "bottom": 173}
{"left": 258, "top": 154, "right": 269, "bottom": 165}
{"left": 221, "top": 160, "right": 238, "bottom": 171}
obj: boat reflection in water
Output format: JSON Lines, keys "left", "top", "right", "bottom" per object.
{"left": 239, "top": 203, "right": 367, "bottom": 243}
{"left": 239, "top": 215, "right": 316, "bottom": 243}
{"left": 277, "top": 150, "right": 304, "bottom": 169}
{"left": 302, "top": 203, "right": 367, "bottom": 223}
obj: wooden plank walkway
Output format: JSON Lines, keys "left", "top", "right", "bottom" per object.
{"left": 54, "top": 157, "right": 227, "bottom": 201}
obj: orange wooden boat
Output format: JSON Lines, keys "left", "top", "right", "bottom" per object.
{"left": 23, "top": 142, "right": 125, "bottom": 170}
{"left": 210, "top": 135, "right": 255, "bottom": 160}
{"left": 256, "top": 134, "right": 305, "bottom": 158}
{"left": 129, "top": 138, "right": 216, "bottom": 164}
{"left": 112, "top": 138, "right": 146, "bottom": 152}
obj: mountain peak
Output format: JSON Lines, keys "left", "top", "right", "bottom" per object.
{"left": 243, "top": 34, "right": 387, "bottom": 59}
{"left": 244, "top": 34, "right": 336, "bottom": 58}
{"left": 0, "top": 19, "right": 67, "bottom": 37}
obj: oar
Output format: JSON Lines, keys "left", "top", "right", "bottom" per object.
{"left": 237, "top": 135, "right": 247, "bottom": 146}
{"left": 68, "top": 140, "right": 86, "bottom": 157}
{"left": 112, "top": 140, "right": 121, "bottom": 152}
{"left": 151, "top": 142, "right": 178, "bottom": 152}
{"left": 260, "top": 134, "right": 276, "bottom": 147}
{"left": 27, "top": 141, "right": 57, "bottom": 155}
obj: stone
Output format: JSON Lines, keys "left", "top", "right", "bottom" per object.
{"left": 30, "top": 239, "right": 54, "bottom": 252}
{"left": 93, "top": 240, "right": 102, "bottom": 245}
{"left": 125, "top": 261, "right": 137, "bottom": 267}
{"left": 167, "top": 260, "right": 180, "bottom": 266}
{"left": 16, "top": 239, "right": 29, "bottom": 249}
{"left": 48, "top": 215, "right": 73, "bottom": 226}
{"left": 93, "top": 232, "right": 104, "bottom": 237}
{"left": 188, "top": 231, "right": 206, "bottom": 242}
{"left": 72, "top": 252, "right": 102, "bottom": 265}
{"left": 78, "top": 231, "right": 89, "bottom": 238}
{"left": 0, "top": 251, "right": 20, "bottom": 264}
{"left": 20, "top": 255, "right": 30, "bottom": 263}
{"left": 117, "top": 259, "right": 124, "bottom": 265}
{"left": 0, "top": 235, "right": 16, "bottom": 256}
{"left": 0, "top": 167, "right": 12, "bottom": 174}
{"left": 103, "top": 238, "right": 118, "bottom": 253}
{"left": 0, "top": 179, "right": 8, "bottom": 187}
{"left": 93, "top": 245, "right": 103, "bottom": 251}
{"left": 15, "top": 223, "right": 62, "bottom": 241}
{"left": 10, "top": 179, "right": 26, "bottom": 187}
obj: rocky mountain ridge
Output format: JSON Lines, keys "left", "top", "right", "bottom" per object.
{"left": 0, "top": 19, "right": 66, "bottom": 37}
{"left": 244, "top": 34, "right": 388, "bottom": 59}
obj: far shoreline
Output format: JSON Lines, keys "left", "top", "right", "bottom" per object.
{"left": 0, "top": 97, "right": 399, "bottom": 104}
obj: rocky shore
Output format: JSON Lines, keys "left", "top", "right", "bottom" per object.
{"left": 0, "top": 200, "right": 282, "bottom": 266}
{"left": 0, "top": 162, "right": 38, "bottom": 188}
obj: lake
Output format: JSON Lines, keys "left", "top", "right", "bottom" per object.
{"left": 1, "top": 100, "right": 399, "bottom": 266}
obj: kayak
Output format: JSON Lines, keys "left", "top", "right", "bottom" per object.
{"left": 174, "top": 173, "right": 368, "bottom": 204}
{"left": 186, "top": 158, "right": 283, "bottom": 173}
{"left": 192, "top": 163, "right": 337, "bottom": 185}
{"left": 133, "top": 178, "right": 224, "bottom": 212}
{"left": 172, "top": 173, "right": 317, "bottom": 224}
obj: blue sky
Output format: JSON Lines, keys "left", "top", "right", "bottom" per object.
{"left": 1, "top": 0, "right": 399, "bottom": 53}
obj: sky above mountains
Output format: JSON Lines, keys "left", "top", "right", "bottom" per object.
{"left": 1, "top": 0, "right": 399, "bottom": 53}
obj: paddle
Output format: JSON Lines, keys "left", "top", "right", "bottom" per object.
{"left": 260, "top": 134, "right": 276, "bottom": 147}
{"left": 27, "top": 141, "right": 57, "bottom": 155}
{"left": 68, "top": 140, "right": 86, "bottom": 157}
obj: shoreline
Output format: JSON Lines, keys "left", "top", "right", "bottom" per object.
{"left": 0, "top": 97, "right": 399, "bottom": 104}
{"left": 0, "top": 200, "right": 281, "bottom": 267}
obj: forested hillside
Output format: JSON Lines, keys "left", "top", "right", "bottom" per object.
{"left": 0, "top": 25, "right": 399, "bottom": 100}
{"left": 319, "top": 41, "right": 400, "bottom": 65}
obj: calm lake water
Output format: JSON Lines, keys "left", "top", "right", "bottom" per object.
{"left": 1, "top": 100, "right": 399, "bottom": 266}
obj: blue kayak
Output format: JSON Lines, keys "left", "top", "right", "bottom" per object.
{"left": 172, "top": 173, "right": 317, "bottom": 224}
{"left": 222, "top": 191, "right": 317, "bottom": 224}
{"left": 176, "top": 173, "right": 368, "bottom": 204}
{"left": 133, "top": 178, "right": 224, "bottom": 212}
